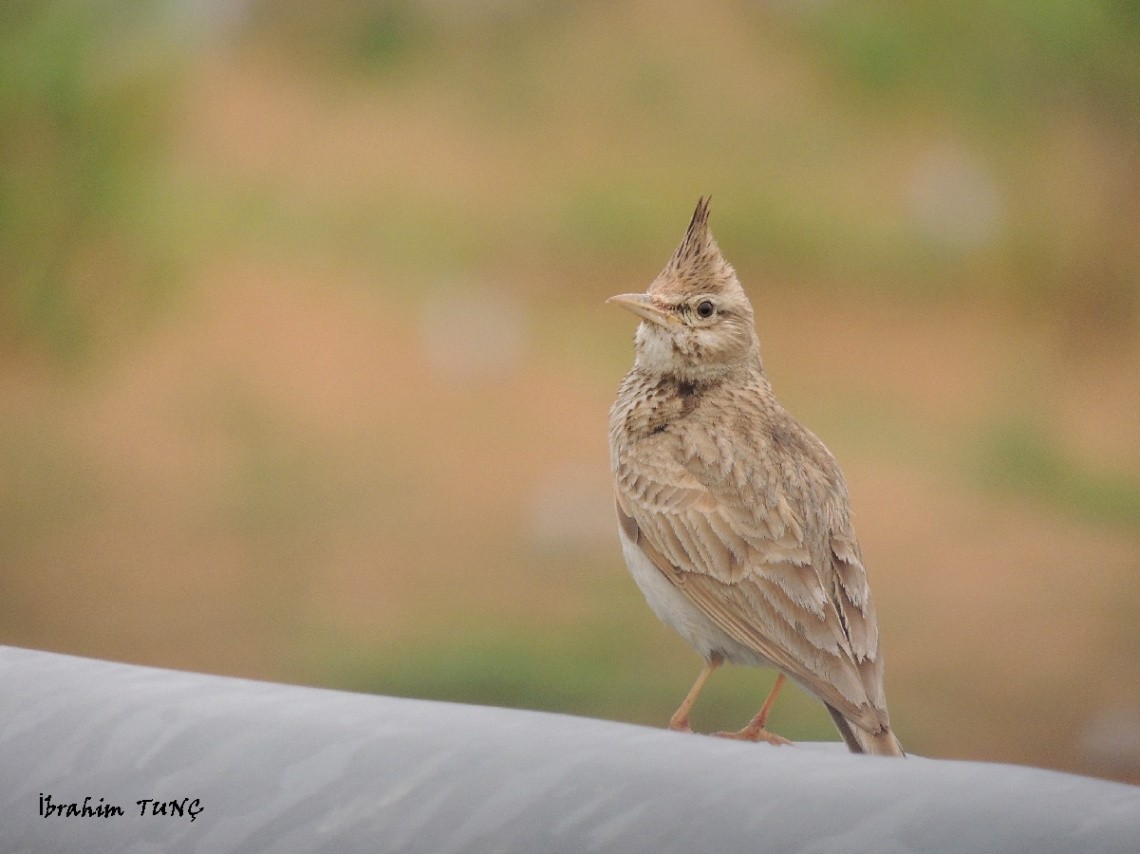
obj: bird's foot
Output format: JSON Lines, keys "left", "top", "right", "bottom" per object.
{"left": 713, "top": 726, "right": 793, "bottom": 746}
{"left": 668, "top": 716, "right": 694, "bottom": 734}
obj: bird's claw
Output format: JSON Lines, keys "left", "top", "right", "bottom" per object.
{"left": 713, "top": 728, "right": 793, "bottom": 746}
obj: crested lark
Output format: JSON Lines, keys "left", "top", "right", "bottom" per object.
{"left": 608, "top": 198, "right": 904, "bottom": 756}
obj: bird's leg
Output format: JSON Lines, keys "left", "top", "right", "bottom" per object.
{"left": 715, "top": 673, "right": 793, "bottom": 745}
{"left": 669, "top": 654, "right": 722, "bottom": 733}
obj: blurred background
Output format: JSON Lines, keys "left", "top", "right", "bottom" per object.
{"left": 2, "top": 0, "right": 1139, "bottom": 783}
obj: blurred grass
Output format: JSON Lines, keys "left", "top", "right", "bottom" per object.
{"left": 795, "top": 0, "right": 1140, "bottom": 329}
{"left": 979, "top": 419, "right": 1140, "bottom": 529}
{"left": 0, "top": 0, "right": 190, "bottom": 364}
{"left": 5, "top": 0, "right": 1138, "bottom": 363}
{"left": 801, "top": 0, "right": 1140, "bottom": 120}
{"left": 235, "top": 0, "right": 1140, "bottom": 322}
{"left": 331, "top": 622, "right": 839, "bottom": 743}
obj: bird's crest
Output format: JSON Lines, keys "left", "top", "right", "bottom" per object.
{"left": 665, "top": 197, "right": 714, "bottom": 273}
{"left": 655, "top": 197, "right": 737, "bottom": 296}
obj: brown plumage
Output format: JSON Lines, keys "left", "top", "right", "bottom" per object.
{"left": 608, "top": 197, "right": 904, "bottom": 756}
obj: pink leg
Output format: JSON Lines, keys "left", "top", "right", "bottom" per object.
{"left": 669, "top": 654, "right": 722, "bottom": 732}
{"left": 715, "top": 673, "right": 792, "bottom": 746}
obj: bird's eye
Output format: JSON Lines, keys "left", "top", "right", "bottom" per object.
{"left": 696, "top": 300, "right": 714, "bottom": 318}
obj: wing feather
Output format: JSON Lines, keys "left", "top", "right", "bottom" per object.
{"left": 616, "top": 451, "right": 889, "bottom": 733}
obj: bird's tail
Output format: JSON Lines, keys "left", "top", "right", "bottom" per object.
{"left": 825, "top": 704, "right": 906, "bottom": 757}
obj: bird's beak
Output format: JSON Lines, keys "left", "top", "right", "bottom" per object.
{"left": 606, "top": 293, "right": 677, "bottom": 327}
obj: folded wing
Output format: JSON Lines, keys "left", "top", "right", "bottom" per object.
{"left": 615, "top": 450, "right": 890, "bottom": 735}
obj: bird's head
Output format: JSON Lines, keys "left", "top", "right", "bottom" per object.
{"left": 608, "top": 198, "right": 758, "bottom": 382}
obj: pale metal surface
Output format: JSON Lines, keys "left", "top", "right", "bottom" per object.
{"left": 1, "top": 645, "right": 1138, "bottom": 853}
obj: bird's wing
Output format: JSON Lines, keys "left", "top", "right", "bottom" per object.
{"left": 615, "top": 446, "right": 888, "bottom": 732}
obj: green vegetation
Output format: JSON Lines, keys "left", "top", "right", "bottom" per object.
{"left": 980, "top": 419, "right": 1140, "bottom": 529}
{"left": 0, "top": 0, "right": 187, "bottom": 363}
{"left": 237, "top": 0, "right": 1139, "bottom": 322}
{"left": 802, "top": 0, "right": 1140, "bottom": 119}
{"left": 7, "top": 0, "right": 1137, "bottom": 361}
{"left": 332, "top": 624, "right": 838, "bottom": 743}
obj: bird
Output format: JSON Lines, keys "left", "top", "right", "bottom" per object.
{"left": 607, "top": 197, "right": 904, "bottom": 756}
